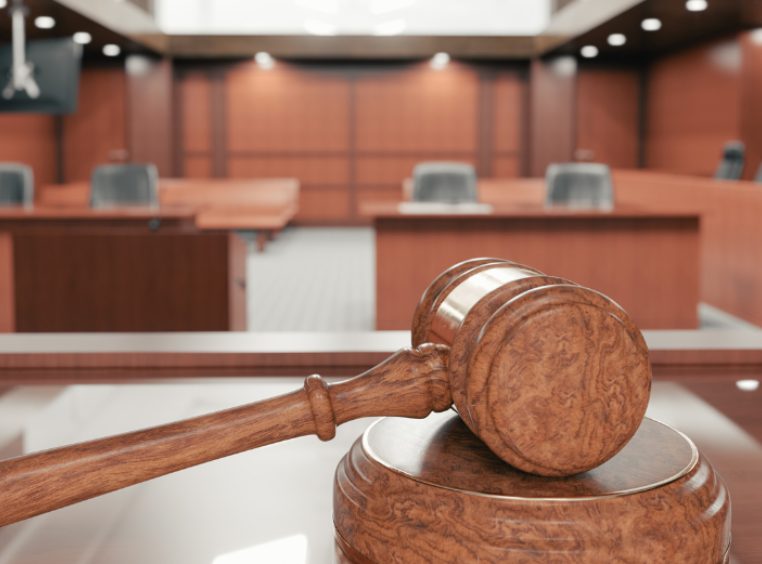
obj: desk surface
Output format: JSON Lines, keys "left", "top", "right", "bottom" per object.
{"left": 0, "top": 379, "right": 758, "bottom": 563}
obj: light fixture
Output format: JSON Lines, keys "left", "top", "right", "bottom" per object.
{"left": 373, "top": 19, "right": 406, "bottom": 36}
{"left": 641, "top": 18, "right": 662, "bottom": 31}
{"left": 736, "top": 379, "right": 760, "bottom": 392}
{"left": 303, "top": 19, "right": 337, "bottom": 36}
{"left": 686, "top": 0, "right": 708, "bottom": 12}
{"left": 73, "top": 31, "right": 92, "bottom": 45}
{"left": 255, "top": 51, "right": 274, "bottom": 69}
{"left": 102, "top": 44, "right": 121, "bottom": 57}
{"left": 751, "top": 28, "right": 762, "bottom": 45}
{"left": 608, "top": 33, "right": 627, "bottom": 47}
{"left": 34, "top": 15, "right": 56, "bottom": 29}
{"left": 0, "top": 0, "right": 7, "bottom": 8}
{"left": 580, "top": 45, "right": 598, "bottom": 59}
{"left": 430, "top": 52, "right": 450, "bottom": 70}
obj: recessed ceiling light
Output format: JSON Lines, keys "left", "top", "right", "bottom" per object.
{"left": 641, "top": 18, "right": 662, "bottom": 31}
{"left": 0, "top": 0, "right": 7, "bottom": 8}
{"left": 303, "top": 19, "right": 337, "bottom": 36}
{"left": 751, "top": 28, "right": 762, "bottom": 45}
{"left": 430, "top": 52, "right": 450, "bottom": 70}
{"left": 580, "top": 45, "right": 598, "bottom": 59}
{"left": 102, "top": 44, "right": 121, "bottom": 57}
{"left": 736, "top": 379, "right": 760, "bottom": 391}
{"left": 34, "top": 16, "right": 56, "bottom": 29}
{"left": 608, "top": 33, "right": 627, "bottom": 47}
{"left": 73, "top": 31, "right": 92, "bottom": 45}
{"left": 686, "top": 0, "right": 708, "bottom": 12}
{"left": 255, "top": 51, "right": 274, "bottom": 69}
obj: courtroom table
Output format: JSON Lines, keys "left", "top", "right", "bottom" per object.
{"left": 0, "top": 208, "right": 247, "bottom": 333}
{"left": 0, "top": 378, "right": 758, "bottom": 563}
{"left": 362, "top": 200, "right": 700, "bottom": 330}
{"left": 38, "top": 178, "right": 300, "bottom": 252}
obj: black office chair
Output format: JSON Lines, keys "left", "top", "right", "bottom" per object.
{"left": 715, "top": 141, "right": 745, "bottom": 181}
{"left": 411, "top": 162, "right": 478, "bottom": 204}
{"left": 755, "top": 163, "right": 762, "bottom": 183}
{"left": 545, "top": 163, "right": 614, "bottom": 210}
{"left": 90, "top": 163, "right": 159, "bottom": 208}
{"left": 0, "top": 163, "right": 34, "bottom": 206}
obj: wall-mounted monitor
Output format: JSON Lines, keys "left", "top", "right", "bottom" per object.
{"left": 0, "top": 38, "right": 82, "bottom": 114}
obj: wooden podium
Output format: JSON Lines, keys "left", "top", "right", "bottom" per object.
{"left": 335, "top": 413, "right": 731, "bottom": 563}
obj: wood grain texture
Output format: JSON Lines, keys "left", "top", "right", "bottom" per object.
{"left": 0, "top": 233, "right": 13, "bottom": 332}
{"left": 126, "top": 56, "right": 174, "bottom": 176}
{"left": 354, "top": 62, "right": 479, "bottom": 153}
{"left": 645, "top": 37, "right": 742, "bottom": 176}
{"left": 371, "top": 209, "right": 699, "bottom": 330}
{"left": 334, "top": 413, "right": 730, "bottom": 563}
{"left": 740, "top": 30, "right": 762, "bottom": 180}
{"left": 0, "top": 210, "right": 247, "bottom": 332}
{"left": 0, "top": 345, "right": 450, "bottom": 527}
{"left": 179, "top": 72, "right": 213, "bottom": 154}
{"left": 529, "top": 56, "right": 576, "bottom": 176}
{"left": 576, "top": 67, "right": 640, "bottom": 167}
{"left": 63, "top": 66, "right": 128, "bottom": 181}
{"left": 0, "top": 113, "right": 57, "bottom": 188}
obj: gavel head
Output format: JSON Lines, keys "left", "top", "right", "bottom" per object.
{"left": 412, "top": 258, "right": 652, "bottom": 477}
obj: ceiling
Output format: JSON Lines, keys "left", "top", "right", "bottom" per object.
{"left": 0, "top": 0, "right": 759, "bottom": 61}
{"left": 553, "top": 0, "right": 762, "bottom": 62}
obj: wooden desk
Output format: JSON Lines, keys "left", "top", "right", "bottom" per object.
{"left": 0, "top": 208, "right": 246, "bottom": 333}
{"left": 38, "top": 178, "right": 300, "bottom": 251}
{"left": 363, "top": 200, "right": 700, "bottom": 330}
{"left": 0, "top": 378, "right": 758, "bottom": 563}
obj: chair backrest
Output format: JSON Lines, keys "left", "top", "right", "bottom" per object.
{"left": 545, "top": 163, "right": 614, "bottom": 210}
{"left": 755, "top": 163, "right": 762, "bottom": 183}
{"left": 90, "top": 164, "right": 159, "bottom": 208}
{"left": 412, "top": 162, "right": 478, "bottom": 204}
{"left": 0, "top": 163, "right": 34, "bottom": 206}
{"left": 715, "top": 141, "right": 745, "bottom": 181}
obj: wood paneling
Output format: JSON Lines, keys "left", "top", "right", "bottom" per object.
{"left": 126, "top": 56, "right": 174, "bottom": 176}
{"left": 0, "top": 233, "right": 13, "bottom": 332}
{"left": 740, "top": 30, "right": 762, "bottom": 180}
{"left": 492, "top": 73, "right": 524, "bottom": 155}
{"left": 576, "top": 67, "right": 640, "bottom": 168}
{"left": 183, "top": 155, "right": 214, "bottom": 178}
{"left": 355, "top": 155, "right": 477, "bottom": 186}
{"left": 529, "top": 56, "right": 577, "bottom": 176}
{"left": 227, "top": 156, "right": 349, "bottom": 185}
{"left": 63, "top": 66, "right": 128, "bottom": 181}
{"left": 492, "top": 156, "right": 521, "bottom": 177}
{"left": 645, "top": 37, "right": 742, "bottom": 176}
{"left": 354, "top": 63, "right": 479, "bottom": 153}
{"left": 226, "top": 63, "right": 350, "bottom": 152}
{"left": 0, "top": 114, "right": 57, "bottom": 188}
{"left": 179, "top": 72, "right": 212, "bottom": 153}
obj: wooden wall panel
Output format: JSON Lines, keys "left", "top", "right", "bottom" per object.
{"left": 645, "top": 38, "right": 742, "bottom": 177}
{"left": 576, "top": 68, "right": 640, "bottom": 168}
{"left": 740, "top": 31, "right": 762, "bottom": 180}
{"left": 0, "top": 233, "right": 13, "bottom": 332}
{"left": 180, "top": 72, "right": 213, "bottom": 153}
{"left": 63, "top": 66, "right": 128, "bottom": 182}
{"left": 228, "top": 156, "right": 349, "bottom": 185}
{"left": 492, "top": 73, "right": 524, "bottom": 154}
{"left": 226, "top": 63, "right": 350, "bottom": 152}
{"left": 0, "top": 114, "right": 57, "bottom": 188}
{"left": 492, "top": 156, "right": 521, "bottom": 177}
{"left": 184, "top": 156, "right": 214, "bottom": 178}
{"left": 295, "top": 188, "right": 351, "bottom": 222}
{"left": 355, "top": 155, "right": 477, "bottom": 185}
{"left": 126, "top": 56, "right": 174, "bottom": 176}
{"left": 529, "top": 56, "right": 577, "bottom": 176}
{"left": 354, "top": 63, "right": 479, "bottom": 153}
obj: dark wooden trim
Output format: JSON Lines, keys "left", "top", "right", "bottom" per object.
{"left": 54, "top": 116, "right": 65, "bottom": 184}
{"left": 477, "top": 68, "right": 494, "bottom": 177}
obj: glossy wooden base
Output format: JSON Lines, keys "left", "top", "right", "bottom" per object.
{"left": 334, "top": 412, "right": 731, "bottom": 563}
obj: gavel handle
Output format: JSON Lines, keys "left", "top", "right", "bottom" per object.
{"left": 0, "top": 344, "right": 451, "bottom": 527}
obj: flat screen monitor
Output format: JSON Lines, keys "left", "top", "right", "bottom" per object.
{"left": 0, "top": 38, "right": 82, "bottom": 114}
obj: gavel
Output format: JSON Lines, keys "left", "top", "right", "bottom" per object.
{"left": 0, "top": 258, "right": 651, "bottom": 527}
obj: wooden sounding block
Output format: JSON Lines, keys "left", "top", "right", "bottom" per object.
{"left": 0, "top": 258, "right": 729, "bottom": 561}
{"left": 335, "top": 413, "right": 731, "bottom": 563}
